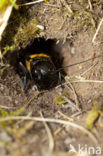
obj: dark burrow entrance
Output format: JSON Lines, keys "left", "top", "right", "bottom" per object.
{"left": 6, "top": 38, "right": 65, "bottom": 91}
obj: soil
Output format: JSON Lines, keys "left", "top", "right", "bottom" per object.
{"left": 0, "top": 0, "right": 103, "bottom": 156}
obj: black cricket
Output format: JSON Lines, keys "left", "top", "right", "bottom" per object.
{"left": 18, "top": 51, "right": 101, "bottom": 91}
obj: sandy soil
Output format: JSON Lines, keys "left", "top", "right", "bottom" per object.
{"left": 0, "top": 0, "right": 103, "bottom": 156}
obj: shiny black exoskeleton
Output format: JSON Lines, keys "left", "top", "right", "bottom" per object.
{"left": 18, "top": 53, "right": 59, "bottom": 90}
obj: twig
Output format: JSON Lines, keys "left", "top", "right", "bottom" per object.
{"left": 65, "top": 78, "right": 80, "bottom": 110}
{"left": 71, "top": 80, "right": 103, "bottom": 83}
{"left": 56, "top": 78, "right": 103, "bottom": 90}
{"left": 0, "top": 116, "right": 98, "bottom": 145}
{"left": 24, "top": 91, "right": 42, "bottom": 109}
{"left": 58, "top": 111, "right": 74, "bottom": 122}
{"left": 40, "top": 112, "right": 54, "bottom": 156}
{"left": 0, "top": 105, "right": 16, "bottom": 110}
{"left": 63, "top": 96, "right": 80, "bottom": 112}
{"left": 61, "top": 0, "right": 73, "bottom": 13}
{"left": 54, "top": 125, "right": 65, "bottom": 136}
{"left": 18, "top": 0, "right": 44, "bottom": 6}
{"left": 80, "top": 63, "right": 97, "bottom": 77}
{"left": 54, "top": 111, "right": 73, "bottom": 137}
{"left": 88, "top": 0, "right": 93, "bottom": 11}
{"left": 71, "top": 111, "right": 85, "bottom": 118}
{"left": 92, "top": 18, "right": 103, "bottom": 43}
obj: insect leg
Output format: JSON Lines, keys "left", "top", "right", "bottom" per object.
{"left": 24, "top": 75, "right": 27, "bottom": 91}
{"left": 19, "top": 62, "right": 28, "bottom": 75}
{"left": 58, "top": 71, "right": 63, "bottom": 88}
{"left": 19, "top": 62, "right": 28, "bottom": 90}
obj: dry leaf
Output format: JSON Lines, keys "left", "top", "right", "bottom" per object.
{"left": 0, "top": 0, "right": 16, "bottom": 41}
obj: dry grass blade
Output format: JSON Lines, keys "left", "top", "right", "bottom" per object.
{"left": 71, "top": 111, "right": 85, "bottom": 118}
{"left": 0, "top": 105, "right": 16, "bottom": 110}
{"left": 54, "top": 125, "right": 65, "bottom": 136}
{"left": 0, "top": 1, "right": 16, "bottom": 41}
{"left": 0, "top": 116, "right": 98, "bottom": 145}
{"left": 88, "top": 0, "right": 93, "bottom": 11}
{"left": 18, "top": 0, "right": 44, "bottom": 6}
{"left": 65, "top": 78, "right": 80, "bottom": 110}
{"left": 0, "top": 49, "right": 3, "bottom": 61}
{"left": 92, "top": 18, "right": 103, "bottom": 43}
{"left": 40, "top": 112, "right": 54, "bottom": 156}
{"left": 58, "top": 111, "right": 74, "bottom": 122}
{"left": 63, "top": 96, "right": 80, "bottom": 111}
{"left": 71, "top": 80, "right": 103, "bottom": 83}
{"left": 80, "top": 63, "right": 97, "bottom": 77}
{"left": 61, "top": 0, "right": 73, "bottom": 13}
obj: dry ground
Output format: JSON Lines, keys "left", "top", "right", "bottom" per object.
{"left": 0, "top": 0, "right": 103, "bottom": 156}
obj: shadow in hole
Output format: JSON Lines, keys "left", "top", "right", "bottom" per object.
{"left": 7, "top": 38, "right": 65, "bottom": 90}
{"left": 18, "top": 38, "right": 64, "bottom": 69}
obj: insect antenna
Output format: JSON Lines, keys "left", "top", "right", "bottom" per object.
{"left": 49, "top": 54, "right": 102, "bottom": 88}
{"left": 56, "top": 55, "right": 102, "bottom": 72}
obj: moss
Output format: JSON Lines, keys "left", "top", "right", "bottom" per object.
{"left": 1, "top": 11, "right": 25, "bottom": 48}
{"left": 0, "top": 107, "right": 24, "bottom": 128}
{"left": 9, "top": 0, "right": 17, "bottom": 8}
{"left": 0, "top": 0, "right": 17, "bottom": 10}
{"left": 14, "top": 18, "right": 39, "bottom": 48}
{"left": 58, "top": 0, "right": 101, "bottom": 32}
{"left": 74, "top": 9, "right": 96, "bottom": 30}
{"left": 2, "top": 45, "right": 15, "bottom": 56}
{"left": 44, "top": 0, "right": 50, "bottom": 4}
{"left": 54, "top": 92, "right": 70, "bottom": 105}
{"left": 86, "top": 100, "right": 100, "bottom": 131}
{"left": 1, "top": 8, "right": 40, "bottom": 53}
